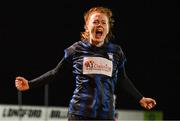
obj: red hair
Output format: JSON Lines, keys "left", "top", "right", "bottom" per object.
{"left": 80, "top": 6, "right": 115, "bottom": 42}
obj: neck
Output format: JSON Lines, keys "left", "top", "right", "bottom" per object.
{"left": 89, "top": 39, "right": 104, "bottom": 47}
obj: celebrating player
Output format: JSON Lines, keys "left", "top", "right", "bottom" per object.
{"left": 15, "top": 6, "right": 156, "bottom": 120}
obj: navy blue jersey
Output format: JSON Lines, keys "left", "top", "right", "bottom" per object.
{"left": 28, "top": 40, "right": 143, "bottom": 119}
{"left": 64, "top": 40, "right": 126, "bottom": 119}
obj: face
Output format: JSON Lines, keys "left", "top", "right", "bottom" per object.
{"left": 86, "top": 12, "right": 109, "bottom": 46}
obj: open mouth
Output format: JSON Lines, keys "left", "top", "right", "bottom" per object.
{"left": 95, "top": 29, "right": 103, "bottom": 39}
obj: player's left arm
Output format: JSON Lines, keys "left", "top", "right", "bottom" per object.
{"left": 118, "top": 64, "right": 156, "bottom": 109}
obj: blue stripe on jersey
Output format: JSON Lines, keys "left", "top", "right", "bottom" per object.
{"left": 65, "top": 40, "right": 126, "bottom": 119}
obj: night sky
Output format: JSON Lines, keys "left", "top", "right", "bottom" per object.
{"left": 0, "top": 1, "right": 179, "bottom": 120}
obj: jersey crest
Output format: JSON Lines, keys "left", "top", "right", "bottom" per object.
{"left": 107, "top": 53, "right": 113, "bottom": 61}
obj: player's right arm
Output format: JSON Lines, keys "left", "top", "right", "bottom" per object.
{"left": 15, "top": 57, "right": 68, "bottom": 91}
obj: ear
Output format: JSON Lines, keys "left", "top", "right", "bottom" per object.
{"left": 84, "top": 25, "right": 88, "bottom": 32}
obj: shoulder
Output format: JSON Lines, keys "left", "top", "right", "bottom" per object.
{"left": 107, "top": 42, "right": 124, "bottom": 54}
{"left": 107, "top": 42, "right": 126, "bottom": 63}
{"left": 64, "top": 41, "right": 82, "bottom": 59}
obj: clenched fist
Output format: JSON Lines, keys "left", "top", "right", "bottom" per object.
{"left": 15, "top": 76, "right": 29, "bottom": 91}
{"left": 139, "top": 97, "right": 156, "bottom": 110}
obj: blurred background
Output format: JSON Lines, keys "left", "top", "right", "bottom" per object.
{"left": 0, "top": 1, "right": 179, "bottom": 120}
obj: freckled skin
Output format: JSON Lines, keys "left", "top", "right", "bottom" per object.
{"left": 86, "top": 12, "right": 109, "bottom": 47}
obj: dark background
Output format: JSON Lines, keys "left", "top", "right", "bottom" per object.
{"left": 0, "top": 1, "right": 179, "bottom": 120}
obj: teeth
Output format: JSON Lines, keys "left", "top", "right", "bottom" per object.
{"left": 97, "top": 30, "right": 102, "bottom": 32}
{"left": 97, "top": 28, "right": 103, "bottom": 31}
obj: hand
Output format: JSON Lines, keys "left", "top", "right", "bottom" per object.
{"left": 139, "top": 97, "right": 156, "bottom": 110}
{"left": 15, "top": 76, "right": 30, "bottom": 91}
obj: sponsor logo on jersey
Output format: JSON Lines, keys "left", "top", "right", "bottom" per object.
{"left": 83, "top": 57, "right": 112, "bottom": 77}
